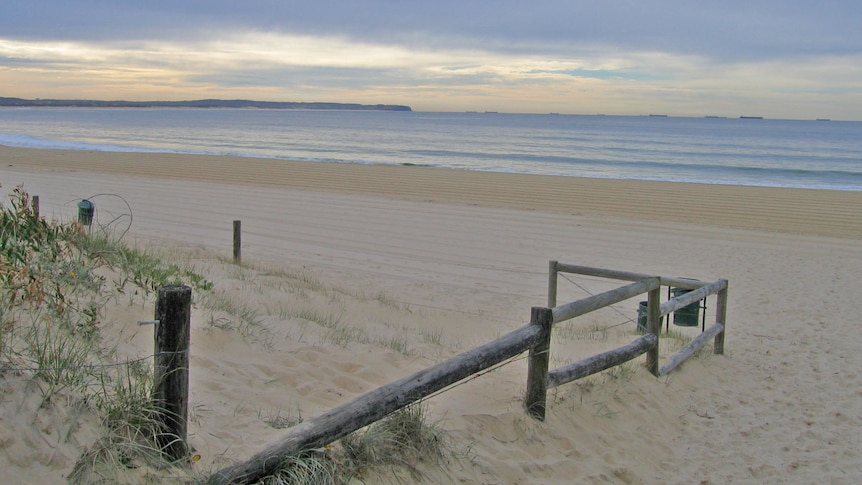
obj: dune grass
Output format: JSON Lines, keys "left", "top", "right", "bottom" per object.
{"left": 255, "top": 403, "right": 451, "bottom": 485}
{"left": 0, "top": 186, "right": 452, "bottom": 483}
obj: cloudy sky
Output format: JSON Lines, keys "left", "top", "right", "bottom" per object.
{"left": 2, "top": 1, "right": 861, "bottom": 119}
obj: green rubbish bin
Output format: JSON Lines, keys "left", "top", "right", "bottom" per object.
{"left": 77, "top": 199, "right": 94, "bottom": 226}
{"left": 636, "top": 301, "right": 648, "bottom": 333}
{"left": 671, "top": 287, "right": 700, "bottom": 327}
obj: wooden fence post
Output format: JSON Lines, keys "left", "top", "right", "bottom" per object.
{"left": 525, "top": 306, "right": 553, "bottom": 420}
{"left": 548, "top": 260, "right": 558, "bottom": 308}
{"left": 154, "top": 285, "right": 192, "bottom": 461}
{"left": 233, "top": 220, "right": 242, "bottom": 265}
{"left": 32, "top": 195, "right": 39, "bottom": 218}
{"left": 646, "top": 286, "right": 661, "bottom": 376}
{"left": 715, "top": 280, "right": 728, "bottom": 355}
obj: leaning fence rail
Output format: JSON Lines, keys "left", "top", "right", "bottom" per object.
{"left": 547, "top": 333, "right": 658, "bottom": 388}
{"left": 203, "top": 261, "right": 728, "bottom": 484}
{"left": 209, "top": 317, "right": 547, "bottom": 484}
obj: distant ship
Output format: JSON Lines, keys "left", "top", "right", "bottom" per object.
{"left": 816, "top": 118, "right": 831, "bottom": 122}
{"left": 740, "top": 116, "right": 764, "bottom": 119}
{"left": 649, "top": 114, "right": 668, "bottom": 117}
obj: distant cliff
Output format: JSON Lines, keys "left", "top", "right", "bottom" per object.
{"left": 0, "top": 97, "right": 412, "bottom": 111}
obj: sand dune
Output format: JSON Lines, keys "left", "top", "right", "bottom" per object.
{"left": 2, "top": 146, "right": 862, "bottom": 483}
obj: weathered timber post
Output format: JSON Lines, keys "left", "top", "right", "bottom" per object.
{"left": 233, "top": 220, "right": 242, "bottom": 265}
{"left": 525, "top": 306, "right": 554, "bottom": 420}
{"left": 32, "top": 195, "right": 39, "bottom": 218}
{"left": 646, "top": 286, "right": 661, "bottom": 376}
{"left": 548, "top": 260, "right": 558, "bottom": 308}
{"left": 154, "top": 285, "right": 192, "bottom": 461}
{"left": 714, "top": 280, "right": 728, "bottom": 355}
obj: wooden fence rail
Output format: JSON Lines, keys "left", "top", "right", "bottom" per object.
{"left": 660, "top": 323, "right": 725, "bottom": 375}
{"left": 551, "top": 262, "right": 709, "bottom": 291}
{"left": 547, "top": 334, "right": 658, "bottom": 388}
{"left": 209, "top": 320, "right": 546, "bottom": 484}
{"left": 659, "top": 279, "right": 726, "bottom": 317}
{"left": 552, "top": 278, "right": 660, "bottom": 324}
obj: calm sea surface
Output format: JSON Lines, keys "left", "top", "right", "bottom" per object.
{"left": 1, "top": 108, "right": 860, "bottom": 191}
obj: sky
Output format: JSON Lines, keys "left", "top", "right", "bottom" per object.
{"left": 1, "top": 1, "right": 861, "bottom": 120}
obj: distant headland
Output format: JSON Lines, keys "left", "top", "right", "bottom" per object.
{"left": 0, "top": 97, "right": 412, "bottom": 111}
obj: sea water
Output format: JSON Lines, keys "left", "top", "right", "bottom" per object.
{"left": 0, "top": 108, "right": 860, "bottom": 191}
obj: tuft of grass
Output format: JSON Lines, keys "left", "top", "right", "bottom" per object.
{"left": 21, "top": 320, "right": 96, "bottom": 402}
{"left": 419, "top": 327, "right": 444, "bottom": 346}
{"left": 372, "top": 334, "right": 412, "bottom": 356}
{"left": 293, "top": 305, "right": 345, "bottom": 329}
{"left": 373, "top": 291, "right": 404, "bottom": 310}
{"left": 323, "top": 320, "right": 365, "bottom": 349}
{"left": 602, "top": 361, "right": 636, "bottom": 382}
{"left": 660, "top": 328, "right": 695, "bottom": 355}
{"left": 255, "top": 451, "right": 339, "bottom": 485}
{"left": 68, "top": 351, "right": 183, "bottom": 483}
{"left": 252, "top": 403, "right": 452, "bottom": 484}
{"left": 259, "top": 405, "right": 304, "bottom": 430}
{"left": 553, "top": 319, "right": 610, "bottom": 342}
{"left": 340, "top": 403, "right": 449, "bottom": 481}
{"left": 202, "top": 291, "right": 273, "bottom": 345}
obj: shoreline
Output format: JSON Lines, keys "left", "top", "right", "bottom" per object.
{"left": 3, "top": 145, "right": 861, "bottom": 239}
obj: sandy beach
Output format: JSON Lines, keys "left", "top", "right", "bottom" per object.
{"left": 2, "top": 145, "right": 862, "bottom": 484}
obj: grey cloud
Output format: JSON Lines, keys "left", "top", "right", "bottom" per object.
{"left": 3, "top": 1, "right": 860, "bottom": 63}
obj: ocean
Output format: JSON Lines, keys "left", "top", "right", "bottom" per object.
{"left": 0, "top": 108, "right": 860, "bottom": 191}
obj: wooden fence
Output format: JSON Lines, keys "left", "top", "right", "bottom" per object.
{"left": 545, "top": 261, "right": 728, "bottom": 382}
{"left": 194, "top": 261, "right": 728, "bottom": 484}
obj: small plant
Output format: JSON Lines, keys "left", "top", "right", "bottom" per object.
{"left": 373, "top": 291, "right": 404, "bottom": 310}
{"left": 254, "top": 404, "right": 452, "bottom": 484}
{"left": 373, "top": 334, "right": 412, "bottom": 356}
{"left": 419, "top": 327, "right": 444, "bottom": 346}
{"left": 65, "top": 300, "right": 189, "bottom": 483}
{"left": 660, "top": 328, "right": 695, "bottom": 355}
{"left": 294, "top": 305, "right": 345, "bottom": 329}
{"left": 22, "top": 320, "right": 96, "bottom": 402}
{"left": 259, "top": 405, "right": 304, "bottom": 429}
{"left": 339, "top": 403, "right": 448, "bottom": 481}
{"left": 553, "top": 319, "right": 610, "bottom": 342}
{"left": 323, "top": 319, "right": 365, "bottom": 348}
{"left": 602, "top": 362, "right": 636, "bottom": 382}
{"left": 202, "top": 291, "right": 274, "bottom": 345}
{"left": 256, "top": 451, "right": 339, "bottom": 485}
